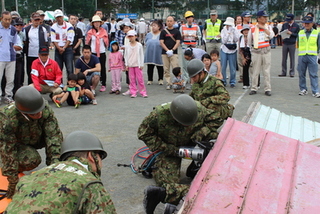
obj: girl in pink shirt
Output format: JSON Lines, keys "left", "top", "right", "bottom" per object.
{"left": 108, "top": 41, "right": 125, "bottom": 94}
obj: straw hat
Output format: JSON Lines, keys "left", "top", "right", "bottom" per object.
{"left": 91, "top": 15, "right": 102, "bottom": 22}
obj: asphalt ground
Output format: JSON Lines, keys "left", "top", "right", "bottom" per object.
{"left": 2, "top": 46, "right": 320, "bottom": 213}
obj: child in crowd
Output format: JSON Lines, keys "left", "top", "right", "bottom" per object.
{"left": 123, "top": 30, "right": 148, "bottom": 98}
{"left": 201, "top": 52, "right": 223, "bottom": 80}
{"left": 77, "top": 72, "right": 97, "bottom": 105}
{"left": 172, "top": 67, "right": 185, "bottom": 93}
{"left": 108, "top": 41, "right": 125, "bottom": 95}
{"left": 52, "top": 74, "right": 81, "bottom": 108}
{"left": 238, "top": 25, "right": 251, "bottom": 89}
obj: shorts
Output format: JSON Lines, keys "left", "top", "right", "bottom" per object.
{"left": 86, "top": 72, "right": 100, "bottom": 83}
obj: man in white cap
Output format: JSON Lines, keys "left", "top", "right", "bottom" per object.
{"left": 51, "top": 9, "right": 75, "bottom": 76}
{"left": 203, "top": 10, "right": 223, "bottom": 55}
{"left": 137, "top": 18, "right": 147, "bottom": 45}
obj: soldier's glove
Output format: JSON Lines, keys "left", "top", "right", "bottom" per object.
{"left": 6, "top": 182, "right": 17, "bottom": 199}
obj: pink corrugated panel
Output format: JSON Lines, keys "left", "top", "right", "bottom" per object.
{"left": 181, "top": 118, "right": 320, "bottom": 214}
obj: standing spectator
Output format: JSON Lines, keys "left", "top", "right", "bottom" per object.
{"left": 30, "top": 46, "right": 63, "bottom": 98}
{"left": 238, "top": 25, "right": 252, "bottom": 89}
{"left": 220, "top": 17, "right": 239, "bottom": 88}
{"left": 180, "top": 11, "right": 201, "bottom": 84}
{"left": 24, "top": 12, "right": 48, "bottom": 85}
{"left": 109, "top": 18, "right": 117, "bottom": 42}
{"left": 86, "top": 10, "right": 109, "bottom": 35}
{"left": 144, "top": 19, "right": 164, "bottom": 85}
{"left": 51, "top": 9, "right": 75, "bottom": 76}
{"left": 247, "top": 10, "right": 274, "bottom": 96}
{"left": 36, "top": 10, "right": 51, "bottom": 46}
{"left": 297, "top": 16, "right": 320, "bottom": 97}
{"left": 271, "top": 21, "right": 279, "bottom": 49}
{"left": 5, "top": 131, "right": 116, "bottom": 213}
{"left": 203, "top": 10, "right": 223, "bottom": 54}
{"left": 198, "top": 21, "right": 204, "bottom": 46}
{"left": 137, "top": 18, "right": 147, "bottom": 45}
{"left": 12, "top": 17, "right": 25, "bottom": 95}
{"left": 123, "top": 30, "right": 147, "bottom": 98}
{"left": 75, "top": 45, "right": 101, "bottom": 95}
{"left": 108, "top": 41, "right": 124, "bottom": 94}
{"left": 77, "top": 17, "right": 86, "bottom": 46}
{"left": 277, "top": 21, "right": 283, "bottom": 46}
{"left": 86, "top": 15, "right": 109, "bottom": 92}
{"left": 0, "top": 86, "right": 63, "bottom": 199}
{"left": 278, "top": 14, "right": 300, "bottom": 77}
{"left": 69, "top": 15, "right": 83, "bottom": 64}
{"left": 0, "top": 11, "right": 19, "bottom": 104}
{"left": 306, "top": 12, "right": 317, "bottom": 30}
{"left": 160, "top": 16, "right": 181, "bottom": 90}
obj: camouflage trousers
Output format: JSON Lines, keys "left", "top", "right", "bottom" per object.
{"left": 153, "top": 154, "right": 189, "bottom": 205}
{"left": 17, "top": 144, "right": 42, "bottom": 172}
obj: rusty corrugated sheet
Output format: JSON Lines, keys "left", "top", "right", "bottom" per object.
{"left": 179, "top": 118, "right": 320, "bottom": 214}
{"left": 242, "top": 102, "right": 320, "bottom": 144}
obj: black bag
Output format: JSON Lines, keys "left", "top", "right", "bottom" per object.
{"left": 224, "top": 43, "right": 237, "bottom": 50}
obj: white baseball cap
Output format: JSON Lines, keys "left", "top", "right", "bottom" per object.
{"left": 127, "top": 30, "right": 137, "bottom": 36}
{"left": 54, "top": 9, "right": 63, "bottom": 18}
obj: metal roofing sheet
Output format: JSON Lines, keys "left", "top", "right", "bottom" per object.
{"left": 242, "top": 102, "right": 320, "bottom": 143}
{"left": 180, "top": 118, "right": 320, "bottom": 214}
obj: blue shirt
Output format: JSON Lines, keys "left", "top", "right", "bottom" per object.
{"left": 75, "top": 55, "right": 100, "bottom": 73}
{"left": 0, "top": 23, "right": 18, "bottom": 61}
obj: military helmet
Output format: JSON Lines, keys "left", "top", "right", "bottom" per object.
{"left": 15, "top": 86, "right": 45, "bottom": 114}
{"left": 185, "top": 11, "right": 194, "bottom": 18}
{"left": 170, "top": 94, "right": 198, "bottom": 126}
{"left": 187, "top": 59, "right": 205, "bottom": 78}
{"left": 60, "top": 131, "right": 107, "bottom": 161}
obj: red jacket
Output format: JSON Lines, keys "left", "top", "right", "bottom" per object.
{"left": 31, "top": 58, "right": 62, "bottom": 92}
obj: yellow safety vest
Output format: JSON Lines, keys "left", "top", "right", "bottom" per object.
{"left": 205, "top": 19, "right": 221, "bottom": 40}
{"left": 298, "top": 29, "right": 318, "bottom": 56}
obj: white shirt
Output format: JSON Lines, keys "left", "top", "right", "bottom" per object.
{"left": 77, "top": 21, "right": 86, "bottom": 35}
{"left": 90, "top": 36, "right": 106, "bottom": 54}
{"left": 26, "top": 25, "right": 48, "bottom": 57}
{"left": 221, "top": 26, "right": 240, "bottom": 54}
{"left": 51, "top": 21, "right": 74, "bottom": 47}
{"left": 110, "top": 22, "right": 116, "bottom": 33}
{"left": 138, "top": 21, "right": 147, "bottom": 34}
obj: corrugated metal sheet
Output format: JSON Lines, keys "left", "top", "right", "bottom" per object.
{"left": 179, "top": 118, "right": 320, "bottom": 214}
{"left": 242, "top": 102, "right": 320, "bottom": 144}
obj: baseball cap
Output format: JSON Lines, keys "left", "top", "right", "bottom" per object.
{"left": 127, "top": 30, "right": 137, "bottom": 36}
{"left": 54, "top": 9, "right": 64, "bottom": 18}
{"left": 241, "top": 12, "right": 252, "bottom": 17}
{"left": 285, "top": 14, "right": 294, "bottom": 21}
{"left": 32, "top": 13, "right": 41, "bottom": 20}
{"left": 256, "top": 10, "right": 269, "bottom": 17}
{"left": 240, "top": 24, "right": 250, "bottom": 32}
{"left": 10, "top": 11, "right": 20, "bottom": 18}
{"left": 13, "top": 17, "right": 24, "bottom": 25}
{"left": 210, "top": 10, "right": 218, "bottom": 15}
{"left": 36, "top": 10, "right": 45, "bottom": 16}
{"left": 39, "top": 46, "right": 49, "bottom": 54}
{"left": 302, "top": 16, "right": 313, "bottom": 23}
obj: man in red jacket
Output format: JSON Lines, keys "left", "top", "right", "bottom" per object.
{"left": 30, "top": 46, "right": 63, "bottom": 98}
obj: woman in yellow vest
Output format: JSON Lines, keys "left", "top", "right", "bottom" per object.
{"left": 297, "top": 16, "right": 320, "bottom": 98}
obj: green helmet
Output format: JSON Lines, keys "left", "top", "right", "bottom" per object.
{"left": 187, "top": 59, "right": 205, "bottom": 78}
{"left": 60, "top": 131, "right": 107, "bottom": 161}
{"left": 170, "top": 94, "right": 198, "bottom": 126}
{"left": 15, "top": 86, "right": 45, "bottom": 114}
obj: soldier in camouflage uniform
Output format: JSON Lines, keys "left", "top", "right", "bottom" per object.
{"left": 138, "top": 95, "right": 219, "bottom": 214}
{"left": 5, "top": 130, "right": 117, "bottom": 213}
{"left": 188, "top": 59, "right": 234, "bottom": 124}
{"left": 0, "top": 86, "right": 63, "bottom": 199}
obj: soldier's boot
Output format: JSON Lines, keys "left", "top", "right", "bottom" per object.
{"left": 143, "top": 185, "right": 166, "bottom": 214}
{"left": 164, "top": 203, "right": 177, "bottom": 214}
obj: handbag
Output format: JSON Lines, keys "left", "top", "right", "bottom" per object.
{"left": 224, "top": 43, "right": 237, "bottom": 50}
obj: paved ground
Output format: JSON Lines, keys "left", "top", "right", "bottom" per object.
{"left": 3, "top": 46, "right": 320, "bottom": 213}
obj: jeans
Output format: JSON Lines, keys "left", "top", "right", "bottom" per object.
{"left": 55, "top": 47, "right": 74, "bottom": 76}
{"left": 220, "top": 50, "right": 237, "bottom": 86}
{"left": 270, "top": 37, "right": 277, "bottom": 48}
{"left": 298, "top": 55, "right": 319, "bottom": 94}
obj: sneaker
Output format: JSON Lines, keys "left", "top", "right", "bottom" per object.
{"left": 142, "top": 95, "right": 148, "bottom": 98}
{"left": 92, "top": 99, "right": 98, "bottom": 105}
{"left": 312, "top": 92, "right": 320, "bottom": 98}
{"left": 230, "top": 84, "right": 235, "bottom": 88}
{"left": 166, "top": 85, "right": 171, "bottom": 90}
{"left": 4, "top": 96, "right": 14, "bottom": 104}
{"left": 299, "top": 89, "right": 308, "bottom": 96}
{"left": 265, "top": 91, "right": 272, "bottom": 96}
{"left": 159, "top": 80, "right": 163, "bottom": 85}
{"left": 75, "top": 103, "right": 80, "bottom": 108}
{"left": 109, "top": 91, "right": 116, "bottom": 94}
{"left": 143, "top": 186, "right": 166, "bottom": 214}
{"left": 243, "top": 86, "right": 249, "bottom": 89}
{"left": 53, "top": 99, "right": 61, "bottom": 108}
{"left": 122, "top": 90, "right": 130, "bottom": 96}
{"left": 99, "top": 86, "right": 106, "bottom": 92}
{"left": 147, "top": 81, "right": 152, "bottom": 85}
{"left": 130, "top": 95, "right": 137, "bottom": 98}
{"left": 249, "top": 91, "right": 257, "bottom": 95}
{"left": 115, "top": 90, "right": 120, "bottom": 95}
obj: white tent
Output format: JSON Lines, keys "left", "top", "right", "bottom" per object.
{"left": 44, "top": 11, "right": 68, "bottom": 21}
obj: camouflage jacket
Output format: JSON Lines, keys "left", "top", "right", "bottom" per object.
{"left": 137, "top": 101, "right": 219, "bottom": 156}
{"left": 5, "top": 158, "right": 117, "bottom": 214}
{"left": 190, "top": 74, "right": 234, "bottom": 119}
{"left": 0, "top": 103, "right": 63, "bottom": 184}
